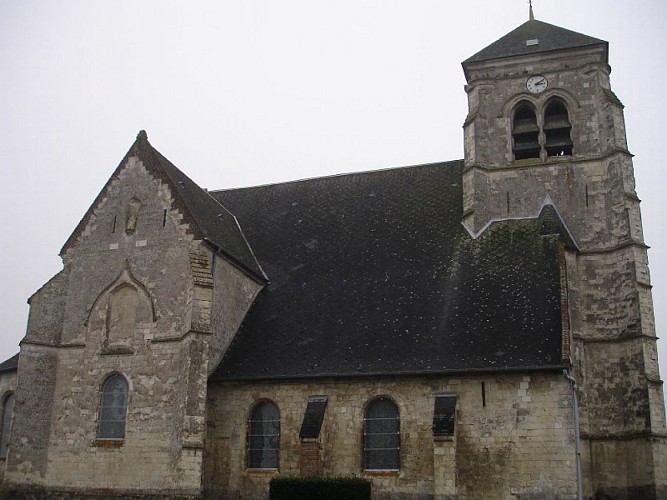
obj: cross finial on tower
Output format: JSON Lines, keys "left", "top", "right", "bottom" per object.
{"left": 529, "top": 0, "right": 535, "bottom": 20}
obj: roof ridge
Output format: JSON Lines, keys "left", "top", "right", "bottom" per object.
{"left": 210, "top": 159, "right": 464, "bottom": 195}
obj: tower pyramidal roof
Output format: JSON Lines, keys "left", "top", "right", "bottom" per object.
{"left": 463, "top": 18, "right": 608, "bottom": 66}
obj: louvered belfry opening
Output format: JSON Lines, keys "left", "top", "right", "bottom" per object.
{"left": 544, "top": 99, "right": 573, "bottom": 157}
{"left": 512, "top": 102, "right": 540, "bottom": 160}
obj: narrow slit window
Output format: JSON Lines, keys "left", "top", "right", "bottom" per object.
{"left": 544, "top": 99, "right": 573, "bottom": 157}
{"left": 512, "top": 102, "right": 540, "bottom": 160}
{"left": 364, "top": 397, "right": 400, "bottom": 470}
{"left": 162, "top": 209, "right": 167, "bottom": 227}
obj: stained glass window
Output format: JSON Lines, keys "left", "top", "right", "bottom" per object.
{"left": 97, "top": 374, "right": 128, "bottom": 440}
{"left": 247, "top": 401, "right": 280, "bottom": 469}
{"left": 364, "top": 397, "right": 400, "bottom": 470}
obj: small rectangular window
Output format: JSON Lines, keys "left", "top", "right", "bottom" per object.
{"left": 433, "top": 394, "right": 457, "bottom": 436}
{"left": 299, "top": 395, "right": 328, "bottom": 440}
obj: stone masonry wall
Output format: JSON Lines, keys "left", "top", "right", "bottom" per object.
{"left": 0, "top": 369, "right": 17, "bottom": 484}
{"left": 462, "top": 41, "right": 667, "bottom": 497}
{"left": 208, "top": 255, "right": 263, "bottom": 376}
{"left": 463, "top": 46, "right": 616, "bottom": 172}
{"left": 4, "top": 156, "right": 262, "bottom": 496}
{"left": 5, "top": 346, "right": 57, "bottom": 487}
{"left": 4, "top": 158, "right": 206, "bottom": 494}
{"left": 204, "top": 372, "right": 577, "bottom": 500}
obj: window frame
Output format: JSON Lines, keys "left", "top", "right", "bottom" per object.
{"left": 0, "top": 391, "right": 15, "bottom": 459}
{"left": 96, "top": 373, "right": 129, "bottom": 442}
{"left": 246, "top": 399, "right": 281, "bottom": 470}
{"left": 363, "top": 396, "right": 400, "bottom": 471}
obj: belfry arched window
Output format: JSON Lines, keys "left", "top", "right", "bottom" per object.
{"left": 363, "top": 397, "right": 400, "bottom": 470}
{"left": 544, "top": 99, "right": 573, "bottom": 156}
{"left": 512, "top": 102, "right": 540, "bottom": 160}
{"left": 97, "top": 374, "right": 128, "bottom": 440}
{"left": 0, "top": 392, "right": 15, "bottom": 458}
{"left": 247, "top": 400, "right": 280, "bottom": 469}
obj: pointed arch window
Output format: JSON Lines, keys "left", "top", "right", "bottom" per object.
{"left": 1, "top": 392, "right": 15, "bottom": 458}
{"left": 247, "top": 400, "right": 280, "bottom": 469}
{"left": 363, "top": 397, "right": 400, "bottom": 470}
{"left": 544, "top": 99, "right": 573, "bottom": 156}
{"left": 512, "top": 102, "right": 540, "bottom": 160}
{"left": 97, "top": 374, "right": 128, "bottom": 440}
{"left": 512, "top": 98, "right": 574, "bottom": 161}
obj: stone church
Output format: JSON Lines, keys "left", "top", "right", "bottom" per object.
{"left": 1, "top": 14, "right": 666, "bottom": 500}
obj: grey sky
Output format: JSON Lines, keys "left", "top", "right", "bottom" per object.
{"left": 1, "top": 1, "right": 666, "bottom": 401}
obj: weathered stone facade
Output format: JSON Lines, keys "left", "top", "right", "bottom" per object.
{"left": 204, "top": 373, "right": 578, "bottom": 499}
{"left": 461, "top": 20, "right": 666, "bottom": 498}
{"left": 1, "top": 153, "right": 263, "bottom": 495}
{"left": 0, "top": 15, "right": 666, "bottom": 500}
{"left": 0, "top": 367, "right": 16, "bottom": 485}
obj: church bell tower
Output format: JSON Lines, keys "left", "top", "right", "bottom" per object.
{"left": 461, "top": 16, "right": 667, "bottom": 498}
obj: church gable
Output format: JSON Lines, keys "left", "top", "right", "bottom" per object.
{"left": 57, "top": 153, "right": 197, "bottom": 345}
{"left": 3, "top": 135, "right": 268, "bottom": 494}
{"left": 60, "top": 131, "right": 264, "bottom": 282}
{"left": 51, "top": 132, "right": 265, "bottom": 346}
{"left": 61, "top": 133, "right": 193, "bottom": 259}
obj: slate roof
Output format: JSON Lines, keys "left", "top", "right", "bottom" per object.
{"left": 210, "top": 161, "right": 569, "bottom": 381}
{"left": 61, "top": 132, "right": 265, "bottom": 281}
{"left": 463, "top": 19, "right": 607, "bottom": 68}
{"left": 0, "top": 353, "right": 19, "bottom": 374}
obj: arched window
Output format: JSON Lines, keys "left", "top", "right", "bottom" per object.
{"left": 512, "top": 102, "right": 540, "bottom": 160}
{"left": 247, "top": 400, "right": 280, "bottom": 469}
{"left": 544, "top": 99, "right": 573, "bottom": 156}
{"left": 97, "top": 374, "right": 128, "bottom": 440}
{"left": 0, "top": 393, "right": 15, "bottom": 458}
{"left": 364, "top": 397, "right": 400, "bottom": 470}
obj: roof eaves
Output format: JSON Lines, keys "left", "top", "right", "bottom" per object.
{"left": 148, "top": 141, "right": 266, "bottom": 279}
{"left": 210, "top": 363, "right": 570, "bottom": 383}
{"left": 204, "top": 237, "right": 268, "bottom": 283}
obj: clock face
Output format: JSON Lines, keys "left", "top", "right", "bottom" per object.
{"left": 527, "top": 75, "right": 548, "bottom": 93}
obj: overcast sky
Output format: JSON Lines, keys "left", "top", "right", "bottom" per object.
{"left": 1, "top": 1, "right": 666, "bottom": 400}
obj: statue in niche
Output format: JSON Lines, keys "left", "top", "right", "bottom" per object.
{"left": 126, "top": 197, "right": 141, "bottom": 234}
